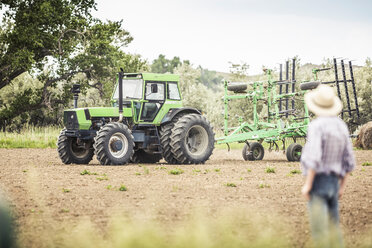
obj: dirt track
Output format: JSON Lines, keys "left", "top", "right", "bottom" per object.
{"left": 0, "top": 148, "right": 371, "bottom": 247}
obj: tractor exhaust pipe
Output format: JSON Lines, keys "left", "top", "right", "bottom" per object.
{"left": 71, "top": 84, "right": 81, "bottom": 109}
{"left": 118, "top": 69, "right": 124, "bottom": 122}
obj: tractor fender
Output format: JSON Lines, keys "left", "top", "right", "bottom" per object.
{"left": 160, "top": 107, "right": 201, "bottom": 125}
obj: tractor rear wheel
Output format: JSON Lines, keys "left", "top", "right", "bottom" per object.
{"left": 242, "top": 142, "right": 264, "bottom": 161}
{"left": 170, "top": 114, "right": 214, "bottom": 164}
{"left": 286, "top": 143, "right": 302, "bottom": 162}
{"left": 131, "top": 149, "right": 162, "bottom": 164}
{"left": 94, "top": 123, "right": 134, "bottom": 165}
{"left": 57, "top": 130, "right": 94, "bottom": 164}
{"left": 159, "top": 114, "right": 185, "bottom": 164}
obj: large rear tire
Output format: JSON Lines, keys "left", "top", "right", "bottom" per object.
{"left": 57, "top": 130, "right": 94, "bottom": 164}
{"left": 170, "top": 114, "right": 214, "bottom": 164}
{"left": 94, "top": 123, "right": 134, "bottom": 165}
{"left": 131, "top": 149, "right": 162, "bottom": 164}
{"left": 159, "top": 114, "right": 185, "bottom": 164}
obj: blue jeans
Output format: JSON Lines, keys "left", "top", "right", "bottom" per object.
{"left": 308, "top": 173, "right": 344, "bottom": 248}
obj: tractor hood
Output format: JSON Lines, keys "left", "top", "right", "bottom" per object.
{"left": 63, "top": 107, "right": 132, "bottom": 130}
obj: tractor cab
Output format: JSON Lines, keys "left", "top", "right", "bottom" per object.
{"left": 111, "top": 73, "right": 182, "bottom": 124}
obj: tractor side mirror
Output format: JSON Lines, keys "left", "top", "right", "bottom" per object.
{"left": 151, "top": 84, "right": 158, "bottom": 93}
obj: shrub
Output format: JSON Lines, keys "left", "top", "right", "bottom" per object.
{"left": 119, "top": 185, "right": 127, "bottom": 191}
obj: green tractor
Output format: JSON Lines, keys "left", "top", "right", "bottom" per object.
{"left": 57, "top": 71, "right": 215, "bottom": 165}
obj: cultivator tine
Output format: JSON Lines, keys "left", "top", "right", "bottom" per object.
{"left": 349, "top": 61, "right": 360, "bottom": 119}
{"left": 285, "top": 60, "right": 289, "bottom": 117}
{"left": 279, "top": 64, "right": 283, "bottom": 112}
{"left": 341, "top": 60, "right": 352, "bottom": 117}
{"left": 333, "top": 58, "right": 343, "bottom": 118}
{"left": 291, "top": 58, "right": 296, "bottom": 111}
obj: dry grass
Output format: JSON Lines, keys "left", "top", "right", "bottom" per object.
{"left": 0, "top": 125, "right": 60, "bottom": 148}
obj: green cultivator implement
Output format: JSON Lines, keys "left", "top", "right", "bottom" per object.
{"left": 216, "top": 58, "right": 359, "bottom": 162}
{"left": 58, "top": 71, "right": 215, "bottom": 165}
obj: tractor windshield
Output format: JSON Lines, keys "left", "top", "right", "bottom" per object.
{"left": 113, "top": 79, "right": 143, "bottom": 100}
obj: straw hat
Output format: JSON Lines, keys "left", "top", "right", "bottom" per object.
{"left": 305, "top": 84, "right": 343, "bottom": 116}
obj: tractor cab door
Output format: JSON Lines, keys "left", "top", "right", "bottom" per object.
{"left": 140, "top": 82, "right": 165, "bottom": 122}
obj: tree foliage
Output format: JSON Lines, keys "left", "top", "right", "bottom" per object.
{"left": 151, "top": 54, "right": 189, "bottom": 73}
{"left": 0, "top": 0, "right": 147, "bottom": 130}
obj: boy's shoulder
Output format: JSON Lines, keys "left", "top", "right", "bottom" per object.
{"left": 309, "top": 116, "right": 348, "bottom": 131}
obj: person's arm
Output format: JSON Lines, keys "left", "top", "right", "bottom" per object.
{"left": 339, "top": 173, "right": 349, "bottom": 199}
{"left": 302, "top": 169, "right": 316, "bottom": 200}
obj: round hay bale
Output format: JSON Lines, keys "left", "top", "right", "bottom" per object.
{"left": 355, "top": 121, "right": 372, "bottom": 150}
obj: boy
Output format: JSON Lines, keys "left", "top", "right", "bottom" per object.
{"left": 300, "top": 85, "right": 355, "bottom": 247}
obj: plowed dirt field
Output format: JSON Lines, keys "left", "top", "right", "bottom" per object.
{"left": 0, "top": 148, "right": 371, "bottom": 247}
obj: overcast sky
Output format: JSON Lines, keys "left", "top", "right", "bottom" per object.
{"left": 93, "top": 0, "right": 372, "bottom": 74}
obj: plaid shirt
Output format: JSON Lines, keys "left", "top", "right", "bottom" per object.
{"left": 301, "top": 116, "right": 355, "bottom": 177}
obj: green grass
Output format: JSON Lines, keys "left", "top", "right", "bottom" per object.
{"left": 62, "top": 188, "right": 70, "bottom": 193}
{"left": 106, "top": 185, "right": 112, "bottom": 190}
{"left": 97, "top": 174, "right": 109, "bottom": 181}
{"left": 265, "top": 167, "right": 275, "bottom": 173}
{"left": 80, "top": 169, "right": 98, "bottom": 176}
{"left": 0, "top": 125, "right": 60, "bottom": 148}
{"left": 169, "top": 168, "right": 184, "bottom": 175}
{"left": 226, "top": 182, "right": 237, "bottom": 187}
{"left": 143, "top": 167, "right": 150, "bottom": 175}
{"left": 259, "top": 183, "right": 270, "bottom": 189}
{"left": 118, "top": 185, "right": 127, "bottom": 191}
{"left": 289, "top": 169, "right": 301, "bottom": 175}
{"left": 215, "top": 143, "right": 245, "bottom": 150}
{"left": 247, "top": 169, "right": 252, "bottom": 173}
{"left": 362, "top": 162, "right": 371, "bottom": 166}
{"left": 43, "top": 210, "right": 294, "bottom": 248}
{"left": 214, "top": 168, "right": 221, "bottom": 172}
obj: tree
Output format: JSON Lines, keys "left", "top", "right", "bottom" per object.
{"left": 0, "top": 0, "right": 97, "bottom": 90}
{"left": 151, "top": 54, "right": 188, "bottom": 73}
{"left": 0, "top": 1, "right": 147, "bottom": 130}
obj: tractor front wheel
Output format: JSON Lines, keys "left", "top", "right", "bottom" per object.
{"left": 57, "top": 130, "right": 94, "bottom": 164}
{"left": 94, "top": 123, "right": 134, "bottom": 165}
{"left": 242, "top": 142, "right": 264, "bottom": 161}
{"left": 170, "top": 114, "right": 214, "bottom": 164}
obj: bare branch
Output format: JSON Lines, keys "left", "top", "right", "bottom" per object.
{"left": 58, "top": 29, "right": 86, "bottom": 55}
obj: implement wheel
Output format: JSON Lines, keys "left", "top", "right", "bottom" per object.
{"left": 286, "top": 143, "right": 302, "bottom": 162}
{"left": 242, "top": 142, "right": 264, "bottom": 161}
{"left": 57, "top": 130, "right": 94, "bottom": 164}
{"left": 94, "top": 123, "right": 134, "bottom": 165}
{"left": 170, "top": 114, "right": 214, "bottom": 164}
